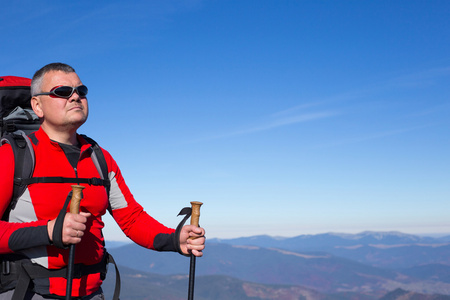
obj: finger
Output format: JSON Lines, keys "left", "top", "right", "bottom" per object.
{"left": 79, "top": 211, "right": 92, "bottom": 218}
{"left": 74, "top": 212, "right": 91, "bottom": 223}
{"left": 70, "top": 219, "right": 87, "bottom": 231}
{"left": 189, "top": 236, "right": 206, "bottom": 245}
{"left": 63, "top": 229, "right": 82, "bottom": 245}
{"left": 71, "top": 227, "right": 85, "bottom": 241}
{"left": 189, "top": 227, "right": 205, "bottom": 237}
{"left": 190, "top": 249, "right": 204, "bottom": 257}
{"left": 188, "top": 239, "right": 205, "bottom": 248}
{"left": 186, "top": 242, "right": 204, "bottom": 254}
{"left": 74, "top": 229, "right": 85, "bottom": 238}
{"left": 65, "top": 219, "right": 87, "bottom": 238}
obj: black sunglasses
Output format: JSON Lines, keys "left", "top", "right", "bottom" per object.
{"left": 33, "top": 85, "right": 88, "bottom": 98}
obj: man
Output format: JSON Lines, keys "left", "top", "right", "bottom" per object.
{"left": 0, "top": 63, "right": 205, "bottom": 299}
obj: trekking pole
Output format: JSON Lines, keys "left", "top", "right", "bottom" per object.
{"left": 66, "top": 185, "right": 85, "bottom": 300}
{"left": 188, "top": 201, "right": 203, "bottom": 300}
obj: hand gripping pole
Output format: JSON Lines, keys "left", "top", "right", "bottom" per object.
{"left": 188, "top": 201, "right": 202, "bottom": 300}
{"left": 66, "top": 185, "right": 85, "bottom": 300}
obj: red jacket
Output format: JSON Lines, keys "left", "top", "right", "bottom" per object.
{"left": 0, "top": 128, "right": 176, "bottom": 297}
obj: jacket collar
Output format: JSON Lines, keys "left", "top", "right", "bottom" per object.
{"left": 33, "top": 127, "right": 93, "bottom": 152}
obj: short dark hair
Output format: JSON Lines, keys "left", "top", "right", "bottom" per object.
{"left": 31, "top": 63, "right": 76, "bottom": 96}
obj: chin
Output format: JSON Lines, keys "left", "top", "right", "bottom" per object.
{"left": 68, "top": 117, "right": 88, "bottom": 129}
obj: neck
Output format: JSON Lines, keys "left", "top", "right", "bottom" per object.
{"left": 41, "top": 124, "right": 79, "bottom": 145}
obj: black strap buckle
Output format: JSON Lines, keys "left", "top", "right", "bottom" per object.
{"left": 88, "top": 177, "right": 102, "bottom": 186}
{"left": 2, "top": 260, "right": 10, "bottom": 275}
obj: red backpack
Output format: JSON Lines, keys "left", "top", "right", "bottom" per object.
{"left": 0, "top": 76, "right": 40, "bottom": 136}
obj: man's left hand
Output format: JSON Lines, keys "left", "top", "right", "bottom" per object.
{"left": 179, "top": 225, "right": 206, "bottom": 257}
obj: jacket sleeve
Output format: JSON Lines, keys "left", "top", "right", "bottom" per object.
{"left": 103, "top": 149, "right": 177, "bottom": 251}
{"left": 0, "top": 144, "right": 50, "bottom": 254}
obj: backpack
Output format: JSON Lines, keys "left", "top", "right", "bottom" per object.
{"left": 0, "top": 76, "right": 40, "bottom": 136}
{"left": 0, "top": 76, "right": 40, "bottom": 216}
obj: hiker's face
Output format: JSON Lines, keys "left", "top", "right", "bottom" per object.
{"left": 32, "top": 71, "right": 89, "bottom": 130}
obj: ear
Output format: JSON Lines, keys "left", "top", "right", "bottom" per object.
{"left": 31, "top": 96, "right": 44, "bottom": 118}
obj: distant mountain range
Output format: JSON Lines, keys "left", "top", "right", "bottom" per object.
{"left": 102, "top": 266, "right": 335, "bottom": 300}
{"left": 208, "top": 231, "right": 448, "bottom": 251}
{"left": 104, "top": 231, "right": 450, "bottom": 299}
{"left": 102, "top": 267, "right": 450, "bottom": 300}
{"left": 209, "top": 231, "right": 450, "bottom": 268}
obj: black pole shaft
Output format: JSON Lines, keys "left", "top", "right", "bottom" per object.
{"left": 188, "top": 254, "right": 196, "bottom": 300}
{"left": 66, "top": 244, "right": 76, "bottom": 300}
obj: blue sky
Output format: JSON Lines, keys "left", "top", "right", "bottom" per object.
{"left": 2, "top": 1, "right": 449, "bottom": 240}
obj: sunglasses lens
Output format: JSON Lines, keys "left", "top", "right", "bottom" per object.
{"left": 53, "top": 86, "right": 74, "bottom": 97}
{"left": 77, "top": 85, "right": 88, "bottom": 97}
{"left": 51, "top": 85, "right": 88, "bottom": 98}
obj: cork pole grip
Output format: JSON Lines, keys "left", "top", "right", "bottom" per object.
{"left": 190, "top": 201, "right": 203, "bottom": 227}
{"left": 70, "top": 185, "right": 85, "bottom": 214}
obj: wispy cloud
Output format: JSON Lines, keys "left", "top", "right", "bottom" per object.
{"left": 313, "top": 124, "right": 435, "bottom": 149}
{"left": 271, "top": 91, "right": 365, "bottom": 118}
{"left": 190, "top": 108, "right": 339, "bottom": 143}
{"left": 228, "top": 111, "right": 339, "bottom": 137}
{"left": 190, "top": 65, "right": 448, "bottom": 144}
{"left": 388, "top": 66, "right": 450, "bottom": 88}
{"left": 406, "top": 103, "right": 450, "bottom": 118}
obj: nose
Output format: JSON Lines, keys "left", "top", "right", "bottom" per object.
{"left": 68, "top": 93, "right": 82, "bottom": 102}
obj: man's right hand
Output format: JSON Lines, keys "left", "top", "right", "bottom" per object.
{"left": 47, "top": 212, "right": 91, "bottom": 245}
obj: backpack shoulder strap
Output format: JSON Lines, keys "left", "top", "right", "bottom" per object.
{"left": 80, "top": 134, "right": 110, "bottom": 199}
{"left": 0, "top": 130, "right": 35, "bottom": 220}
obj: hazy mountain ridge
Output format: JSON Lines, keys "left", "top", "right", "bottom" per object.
{"left": 208, "top": 231, "right": 450, "bottom": 269}
{"left": 380, "top": 288, "right": 450, "bottom": 300}
{"left": 105, "top": 231, "right": 450, "bottom": 299}
{"left": 102, "top": 265, "right": 450, "bottom": 300}
{"left": 208, "top": 231, "right": 447, "bottom": 251}
{"left": 102, "top": 266, "right": 373, "bottom": 300}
